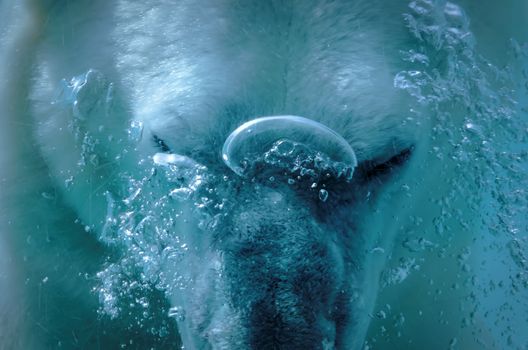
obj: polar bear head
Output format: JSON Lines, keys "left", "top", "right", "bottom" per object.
{"left": 8, "top": 0, "right": 525, "bottom": 349}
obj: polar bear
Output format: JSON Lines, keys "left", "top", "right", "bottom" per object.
{"left": 0, "top": 0, "right": 527, "bottom": 349}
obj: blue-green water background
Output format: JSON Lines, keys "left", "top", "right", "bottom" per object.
{"left": 0, "top": 0, "right": 527, "bottom": 349}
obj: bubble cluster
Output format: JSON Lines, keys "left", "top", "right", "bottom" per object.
{"left": 95, "top": 154, "right": 226, "bottom": 319}
{"left": 371, "top": 1, "right": 528, "bottom": 348}
{"left": 236, "top": 138, "right": 357, "bottom": 202}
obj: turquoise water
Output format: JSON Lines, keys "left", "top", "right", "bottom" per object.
{"left": 0, "top": 0, "right": 527, "bottom": 349}
{"left": 366, "top": 2, "right": 528, "bottom": 348}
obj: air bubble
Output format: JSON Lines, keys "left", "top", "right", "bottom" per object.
{"left": 168, "top": 306, "right": 186, "bottom": 321}
{"left": 169, "top": 188, "right": 193, "bottom": 201}
{"left": 128, "top": 120, "right": 144, "bottom": 142}
{"left": 222, "top": 116, "right": 357, "bottom": 177}
{"left": 319, "top": 189, "right": 329, "bottom": 202}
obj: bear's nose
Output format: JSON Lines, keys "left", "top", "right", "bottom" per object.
{"left": 247, "top": 299, "right": 336, "bottom": 350}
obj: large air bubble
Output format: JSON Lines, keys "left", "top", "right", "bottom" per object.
{"left": 222, "top": 116, "right": 358, "bottom": 179}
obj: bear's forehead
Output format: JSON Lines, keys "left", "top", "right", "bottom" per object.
{"left": 114, "top": 1, "right": 419, "bottom": 162}
{"left": 116, "top": 0, "right": 406, "bottom": 110}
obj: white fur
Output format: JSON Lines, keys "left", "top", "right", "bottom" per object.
{"left": 1, "top": 0, "right": 526, "bottom": 349}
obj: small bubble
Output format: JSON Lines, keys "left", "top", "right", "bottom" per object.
{"left": 41, "top": 192, "right": 55, "bottom": 200}
{"left": 402, "top": 237, "right": 434, "bottom": 252}
{"left": 319, "top": 189, "right": 329, "bottom": 202}
{"left": 371, "top": 247, "right": 385, "bottom": 254}
{"left": 376, "top": 310, "right": 387, "bottom": 319}
{"left": 128, "top": 120, "right": 144, "bottom": 142}
{"left": 274, "top": 139, "right": 295, "bottom": 155}
{"left": 89, "top": 154, "right": 99, "bottom": 166}
{"left": 123, "top": 187, "right": 141, "bottom": 205}
{"left": 169, "top": 188, "right": 193, "bottom": 201}
{"left": 168, "top": 306, "right": 186, "bottom": 321}
{"left": 65, "top": 176, "right": 74, "bottom": 189}
{"left": 464, "top": 122, "right": 484, "bottom": 137}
